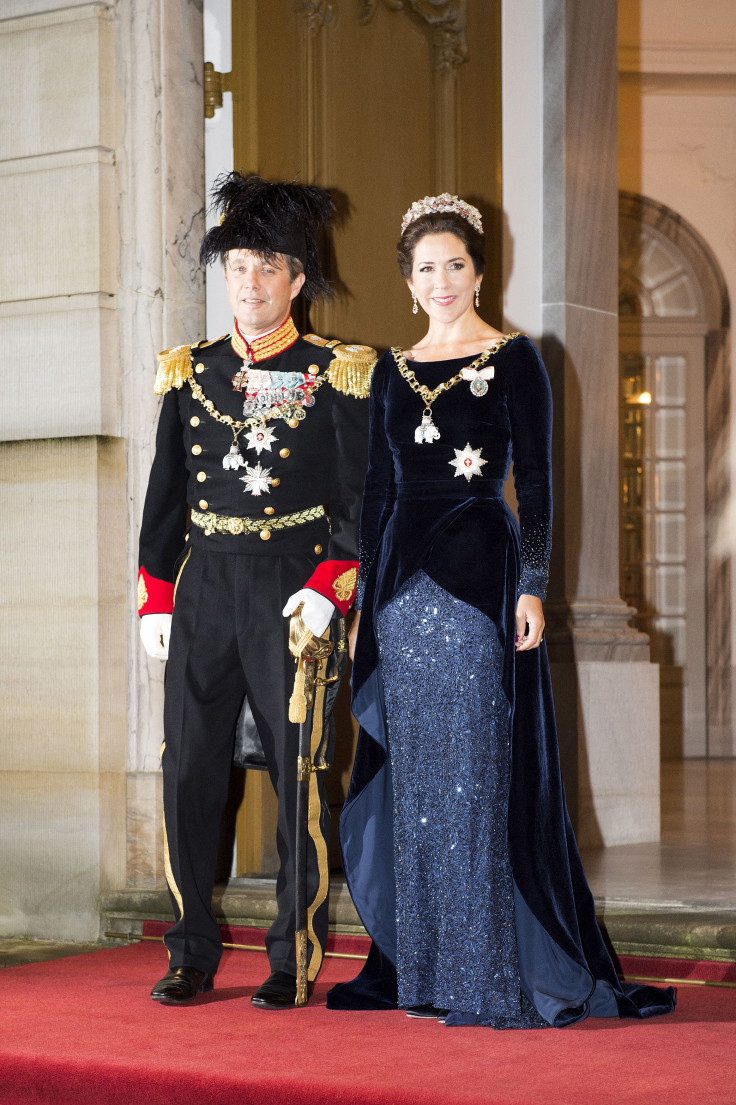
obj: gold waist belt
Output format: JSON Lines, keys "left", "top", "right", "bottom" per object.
{"left": 191, "top": 505, "right": 326, "bottom": 540}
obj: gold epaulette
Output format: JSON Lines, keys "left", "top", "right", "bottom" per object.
{"left": 154, "top": 344, "right": 193, "bottom": 395}
{"left": 325, "top": 343, "right": 376, "bottom": 399}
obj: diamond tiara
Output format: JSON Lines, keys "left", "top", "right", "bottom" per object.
{"left": 400, "top": 193, "right": 483, "bottom": 236}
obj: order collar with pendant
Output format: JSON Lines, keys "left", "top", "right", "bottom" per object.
{"left": 393, "top": 331, "right": 522, "bottom": 445}
{"left": 231, "top": 316, "right": 299, "bottom": 364}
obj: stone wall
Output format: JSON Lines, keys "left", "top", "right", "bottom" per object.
{"left": 0, "top": 0, "right": 204, "bottom": 940}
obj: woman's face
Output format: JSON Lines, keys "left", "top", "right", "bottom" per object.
{"left": 408, "top": 231, "right": 480, "bottom": 324}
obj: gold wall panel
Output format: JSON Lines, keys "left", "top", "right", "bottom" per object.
{"left": 230, "top": 0, "right": 501, "bottom": 351}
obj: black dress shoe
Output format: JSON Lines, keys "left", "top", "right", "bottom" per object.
{"left": 150, "top": 966, "right": 214, "bottom": 1004}
{"left": 251, "top": 970, "right": 298, "bottom": 1009}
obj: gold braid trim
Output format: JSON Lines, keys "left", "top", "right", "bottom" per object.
{"left": 325, "top": 343, "right": 376, "bottom": 399}
{"left": 306, "top": 652, "right": 331, "bottom": 982}
{"left": 191, "top": 505, "right": 326, "bottom": 537}
{"left": 154, "top": 344, "right": 193, "bottom": 395}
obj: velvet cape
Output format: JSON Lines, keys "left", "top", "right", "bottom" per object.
{"left": 327, "top": 337, "right": 675, "bottom": 1026}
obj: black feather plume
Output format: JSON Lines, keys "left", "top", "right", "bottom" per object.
{"left": 199, "top": 172, "right": 334, "bottom": 301}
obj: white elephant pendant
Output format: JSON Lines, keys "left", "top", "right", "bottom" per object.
{"left": 222, "top": 442, "right": 247, "bottom": 470}
{"left": 414, "top": 410, "right": 441, "bottom": 444}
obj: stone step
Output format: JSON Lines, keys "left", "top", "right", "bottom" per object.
{"left": 100, "top": 877, "right": 366, "bottom": 941}
{"left": 101, "top": 878, "right": 736, "bottom": 963}
{"left": 598, "top": 905, "right": 736, "bottom": 962}
{"left": 0, "top": 938, "right": 107, "bottom": 968}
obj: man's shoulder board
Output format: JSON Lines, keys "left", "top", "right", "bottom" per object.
{"left": 325, "top": 342, "right": 377, "bottom": 399}
{"left": 303, "top": 333, "right": 336, "bottom": 349}
{"left": 196, "top": 333, "right": 230, "bottom": 350}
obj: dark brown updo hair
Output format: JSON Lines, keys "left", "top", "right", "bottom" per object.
{"left": 397, "top": 211, "right": 486, "bottom": 279}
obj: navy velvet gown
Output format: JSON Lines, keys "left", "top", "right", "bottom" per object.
{"left": 326, "top": 334, "right": 675, "bottom": 1028}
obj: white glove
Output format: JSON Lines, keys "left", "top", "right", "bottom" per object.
{"left": 282, "top": 588, "right": 336, "bottom": 637}
{"left": 140, "top": 613, "right": 172, "bottom": 660}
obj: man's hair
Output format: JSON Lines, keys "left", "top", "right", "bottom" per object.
{"left": 397, "top": 211, "right": 486, "bottom": 279}
{"left": 223, "top": 251, "right": 304, "bottom": 283}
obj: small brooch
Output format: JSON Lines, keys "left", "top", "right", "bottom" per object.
{"left": 461, "top": 365, "right": 494, "bottom": 397}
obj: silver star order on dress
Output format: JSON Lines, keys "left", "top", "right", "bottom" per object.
{"left": 240, "top": 462, "right": 273, "bottom": 496}
{"left": 449, "top": 443, "right": 487, "bottom": 482}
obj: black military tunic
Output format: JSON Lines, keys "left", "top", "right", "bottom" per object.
{"left": 138, "top": 317, "right": 372, "bottom": 979}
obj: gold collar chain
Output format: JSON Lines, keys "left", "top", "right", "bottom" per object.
{"left": 188, "top": 374, "right": 325, "bottom": 455}
{"left": 392, "top": 346, "right": 492, "bottom": 409}
{"left": 392, "top": 333, "right": 521, "bottom": 445}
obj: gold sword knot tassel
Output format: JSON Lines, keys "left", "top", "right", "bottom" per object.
{"left": 297, "top": 755, "right": 312, "bottom": 782}
{"left": 288, "top": 658, "right": 313, "bottom": 724}
{"left": 288, "top": 603, "right": 335, "bottom": 724}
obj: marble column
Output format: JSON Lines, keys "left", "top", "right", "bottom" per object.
{"left": 503, "top": 0, "right": 660, "bottom": 846}
{"left": 118, "top": 0, "right": 206, "bottom": 887}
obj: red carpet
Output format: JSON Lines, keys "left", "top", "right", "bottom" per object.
{"left": 1, "top": 937, "right": 735, "bottom": 1105}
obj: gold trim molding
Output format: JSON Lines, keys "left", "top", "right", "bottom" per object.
{"left": 359, "top": 0, "right": 468, "bottom": 73}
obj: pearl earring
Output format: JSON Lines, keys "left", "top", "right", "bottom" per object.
{"left": 412, "top": 291, "right": 418, "bottom": 315}
{"left": 474, "top": 284, "right": 480, "bottom": 308}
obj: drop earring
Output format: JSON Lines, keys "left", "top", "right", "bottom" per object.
{"left": 412, "top": 291, "right": 418, "bottom": 315}
{"left": 474, "top": 284, "right": 481, "bottom": 308}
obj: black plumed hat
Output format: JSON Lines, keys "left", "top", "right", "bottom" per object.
{"left": 200, "top": 172, "right": 334, "bottom": 301}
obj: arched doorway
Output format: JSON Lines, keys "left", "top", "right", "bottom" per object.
{"left": 619, "top": 191, "right": 731, "bottom": 758}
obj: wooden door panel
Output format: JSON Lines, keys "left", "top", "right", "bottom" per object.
{"left": 230, "top": 0, "right": 501, "bottom": 350}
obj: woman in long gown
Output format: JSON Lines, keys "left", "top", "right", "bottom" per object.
{"left": 326, "top": 194, "right": 676, "bottom": 1028}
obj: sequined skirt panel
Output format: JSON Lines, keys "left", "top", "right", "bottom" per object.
{"left": 375, "top": 570, "right": 542, "bottom": 1028}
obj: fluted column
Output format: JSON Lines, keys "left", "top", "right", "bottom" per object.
{"left": 503, "top": 0, "right": 660, "bottom": 846}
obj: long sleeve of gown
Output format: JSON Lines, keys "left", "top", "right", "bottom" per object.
{"left": 507, "top": 339, "right": 553, "bottom": 601}
{"left": 356, "top": 354, "right": 397, "bottom": 610}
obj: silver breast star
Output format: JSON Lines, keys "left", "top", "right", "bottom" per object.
{"left": 448, "top": 443, "right": 488, "bottom": 482}
{"left": 240, "top": 462, "right": 273, "bottom": 496}
{"left": 244, "top": 424, "right": 278, "bottom": 455}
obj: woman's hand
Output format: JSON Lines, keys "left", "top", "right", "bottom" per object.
{"left": 348, "top": 610, "right": 361, "bottom": 661}
{"left": 515, "top": 594, "right": 544, "bottom": 651}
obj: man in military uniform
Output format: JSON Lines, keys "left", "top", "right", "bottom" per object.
{"left": 137, "top": 174, "right": 373, "bottom": 1008}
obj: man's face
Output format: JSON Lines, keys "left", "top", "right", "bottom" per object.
{"left": 224, "top": 249, "right": 305, "bottom": 337}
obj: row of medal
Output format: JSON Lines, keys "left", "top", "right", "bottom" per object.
{"left": 238, "top": 368, "right": 317, "bottom": 417}
{"left": 221, "top": 364, "right": 319, "bottom": 495}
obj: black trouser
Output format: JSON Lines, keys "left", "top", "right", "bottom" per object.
{"left": 161, "top": 541, "right": 331, "bottom": 976}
